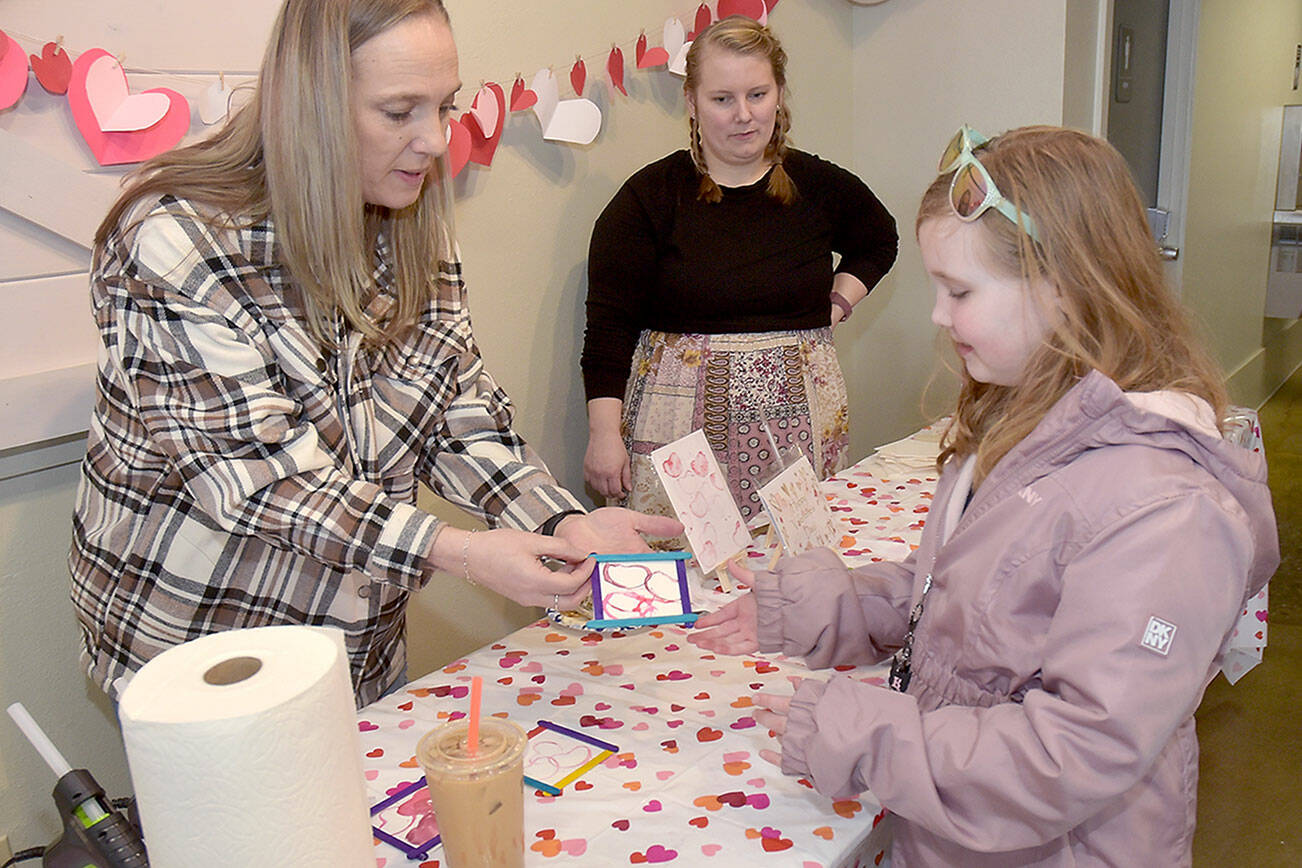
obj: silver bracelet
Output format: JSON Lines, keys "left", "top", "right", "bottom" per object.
{"left": 462, "top": 531, "right": 477, "bottom": 585}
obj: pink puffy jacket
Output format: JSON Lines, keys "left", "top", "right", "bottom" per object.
{"left": 754, "top": 372, "right": 1279, "bottom": 866}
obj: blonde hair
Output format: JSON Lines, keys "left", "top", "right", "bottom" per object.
{"left": 94, "top": 0, "right": 453, "bottom": 348}
{"left": 916, "top": 125, "right": 1228, "bottom": 482}
{"left": 683, "top": 15, "right": 796, "bottom": 205}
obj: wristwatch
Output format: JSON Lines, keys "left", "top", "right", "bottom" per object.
{"left": 830, "top": 290, "right": 854, "bottom": 321}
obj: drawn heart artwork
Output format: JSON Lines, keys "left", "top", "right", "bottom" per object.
{"left": 67, "top": 49, "right": 191, "bottom": 166}
{"left": 445, "top": 115, "right": 472, "bottom": 177}
{"left": 661, "top": 452, "right": 684, "bottom": 478}
{"left": 0, "top": 30, "right": 29, "bottom": 110}
{"left": 30, "top": 40, "right": 73, "bottom": 95}
{"left": 635, "top": 32, "right": 669, "bottom": 69}
{"left": 509, "top": 74, "right": 537, "bottom": 112}
{"left": 463, "top": 82, "right": 505, "bottom": 167}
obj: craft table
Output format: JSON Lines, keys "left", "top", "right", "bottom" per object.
{"left": 358, "top": 435, "right": 941, "bottom": 868}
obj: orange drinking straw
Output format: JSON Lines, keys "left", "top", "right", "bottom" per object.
{"left": 467, "top": 675, "right": 483, "bottom": 756}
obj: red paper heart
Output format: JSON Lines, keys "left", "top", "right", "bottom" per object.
{"left": 30, "top": 41, "right": 72, "bottom": 95}
{"left": 636, "top": 33, "right": 669, "bottom": 69}
{"left": 696, "top": 726, "right": 722, "bottom": 742}
{"left": 445, "top": 115, "right": 471, "bottom": 177}
{"left": 0, "top": 31, "right": 29, "bottom": 111}
{"left": 607, "top": 47, "right": 627, "bottom": 97}
{"left": 718, "top": 0, "right": 767, "bottom": 21}
{"left": 570, "top": 58, "right": 586, "bottom": 97}
{"left": 509, "top": 75, "right": 537, "bottom": 112}
{"left": 688, "top": 4, "right": 713, "bottom": 41}
{"left": 464, "top": 82, "right": 505, "bottom": 167}
{"left": 67, "top": 49, "right": 190, "bottom": 166}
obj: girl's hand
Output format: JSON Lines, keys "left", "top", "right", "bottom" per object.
{"left": 687, "top": 592, "right": 758, "bottom": 654}
{"left": 754, "top": 688, "right": 796, "bottom": 767}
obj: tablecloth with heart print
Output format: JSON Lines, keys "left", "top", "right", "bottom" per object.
{"left": 359, "top": 446, "right": 942, "bottom": 867}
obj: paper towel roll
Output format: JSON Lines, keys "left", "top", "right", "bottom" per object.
{"left": 118, "top": 625, "right": 374, "bottom": 867}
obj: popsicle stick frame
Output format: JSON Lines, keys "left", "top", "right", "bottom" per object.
{"left": 585, "top": 552, "right": 698, "bottom": 630}
{"left": 523, "top": 720, "right": 619, "bottom": 794}
{"left": 651, "top": 429, "right": 753, "bottom": 577}
{"left": 371, "top": 778, "right": 441, "bottom": 860}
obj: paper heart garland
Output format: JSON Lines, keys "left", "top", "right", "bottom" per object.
{"left": 444, "top": 116, "right": 471, "bottom": 177}
{"left": 30, "top": 41, "right": 73, "bottom": 95}
{"left": 607, "top": 47, "right": 627, "bottom": 96}
{"left": 463, "top": 82, "right": 505, "bottom": 167}
{"left": 570, "top": 58, "right": 586, "bottom": 97}
{"left": 509, "top": 75, "right": 537, "bottom": 112}
{"left": 635, "top": 33, "right": 669, "bottom": 69}
{"left": 529, "top": 67, "right": 601, "bottom": 145}
{"left": 68, "top": 49, "right": 191, "bottom": 166}
{"left": 0, "top": 30, "right": 28, "bottom": 110}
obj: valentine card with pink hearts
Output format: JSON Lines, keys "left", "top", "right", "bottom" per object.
{"left": 585, "top": 552, "right": 696, "bottom": 629}
{"left": 651, "top": 430, "right": 752, "bottom": 574}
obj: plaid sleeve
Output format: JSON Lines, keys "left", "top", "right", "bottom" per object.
{"left": 102, "top": 208, "right": 441, "bottom": 588}
{"left": 414, "top": 258, "right": 585, "bottom": 531}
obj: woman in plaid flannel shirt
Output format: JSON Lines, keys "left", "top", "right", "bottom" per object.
{"left": 70, "top": 0, "right": 678, "bottom": 706}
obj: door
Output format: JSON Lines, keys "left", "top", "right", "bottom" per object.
{"left": 1104, "top": 0, "right": 1199, "bottom": 293}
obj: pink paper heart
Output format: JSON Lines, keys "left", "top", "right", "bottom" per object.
{"left": 519, "top": 660, "right": 544, "bottom": 673}
{"left": 398, "top": 718, "right": 415, "bottom": 729}
{"left": 633, "top": 722, "right": 650, "bottom": 731}
{"left": 465, "top": 82, "right": 505, "bottom": 167}
{"left": 656, "top": 770, "right": 673, "bottom": 780}
{"left": 68, "top": 50, "right": 190, "bottom": 166}
{"left": 748, "top": 777, "right": 766, "bottom": 787}
{"left": 364, "top": 769, "right": 379, "bottom": 780}
{"left": 701, "top": 844, "right": 722, "bottom": 856}
{"left": 561, "top": 839, "right": 587, "bottom": 855}
{"left": 84, "top": 55, "right": 170, "bottom": 130}
{"left": 0, "top": 31, "right": 30, "bottom": 110}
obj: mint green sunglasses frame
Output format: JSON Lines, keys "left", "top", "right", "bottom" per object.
{"left": 939, "top": 125, "right": 1040, "bottom": 242}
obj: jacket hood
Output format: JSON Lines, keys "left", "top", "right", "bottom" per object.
{"left": 986, "top": 370, "right": 1279, "bottom": 600}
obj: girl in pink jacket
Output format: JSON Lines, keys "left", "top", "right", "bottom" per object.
{"left": 689, "top": 126, "right": 1279, "bottom": 866}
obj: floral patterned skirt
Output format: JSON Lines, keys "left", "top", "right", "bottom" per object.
{"left": 619, "top": 328, "right": 849, "bottom": 525}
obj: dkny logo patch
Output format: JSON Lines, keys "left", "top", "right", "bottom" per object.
{"left": 1141, "top": 616, "right": 1177, "bottom": 655}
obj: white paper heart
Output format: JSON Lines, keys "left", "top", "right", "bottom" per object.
{"left": 529, "top": 68, "right": 602, "bottom": 145}
{"left": 663, "top": 17, "right": 686, "bottom": 66}
{"left": 198, "top": 79, "right": 233, "bottom": 125}
{"left": 85, "top": 55, "right": 170, "bottom": 132}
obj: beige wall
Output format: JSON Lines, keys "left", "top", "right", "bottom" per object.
{"left": 2, "top": 0, "right": 1299, "bottom": 851}
{"left": 1184, "top": 0, "right": 1302, "bottom": 406}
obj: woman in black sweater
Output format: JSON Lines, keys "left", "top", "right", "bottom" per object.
{"left": 581, "top": 15, "right": 897, "bottom": 526}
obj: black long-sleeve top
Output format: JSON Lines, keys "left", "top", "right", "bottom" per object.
{"left": 581, "top": 149, "right": 898, "bottom": 400}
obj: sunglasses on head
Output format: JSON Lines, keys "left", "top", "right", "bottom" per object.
{"left": 939, "top": 126, "right": 1039, "bottom": 242}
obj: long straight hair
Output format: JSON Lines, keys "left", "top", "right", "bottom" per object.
{"left": 94, "top": 0, "right": 453, "bottom": 347}
{"left": 683, "top": 15, "right": 796, "bottom": 205}
{"left": 916, "top": 126, "right": 1228, "bottom": 482}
